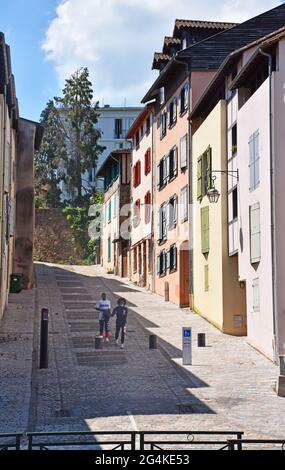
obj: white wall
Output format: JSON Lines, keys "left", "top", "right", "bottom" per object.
{"left": 237, "top": 78, "right": 274, "bottom": 360}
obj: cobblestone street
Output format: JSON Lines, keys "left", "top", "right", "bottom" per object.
{"left": 1, "top": 262, "right": 285, "bottom": 443}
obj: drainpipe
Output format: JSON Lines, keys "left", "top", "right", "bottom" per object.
{"left": 151, "top": 110, "right": 156, "bottom": 294}
{"left": 259, "top": 48, "right": 279, "bottom": 364}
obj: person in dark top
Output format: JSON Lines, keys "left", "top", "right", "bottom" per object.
{"left": 112, "top": 298, "right": 128, "bottom": 349}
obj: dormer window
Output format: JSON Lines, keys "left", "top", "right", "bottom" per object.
{"left": 182, "top": 37, "right": 187, "bottom": 50}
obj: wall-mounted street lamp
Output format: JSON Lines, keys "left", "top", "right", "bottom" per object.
{"left": 207, "top": 170, "right": 239, "bottom": 204}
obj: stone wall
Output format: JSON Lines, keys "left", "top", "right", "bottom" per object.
{"left": 34, "top": 208, "right": 84, "bottom": 263}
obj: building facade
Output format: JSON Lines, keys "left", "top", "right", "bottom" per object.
{"left": 126, "top": 105, "right": 154, "bottom": 291}
{"left": 0, "top": 33, "right": 43, "bottom": 319}
{"left": 192, "top": 101, "right": 246, "bottom": 335}
{"left": 97, "top": 150, "right": 131, "bottom": 277}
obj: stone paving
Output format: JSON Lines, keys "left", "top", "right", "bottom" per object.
{"left": 1, "top": 262, "right": 285, "bottom": 449}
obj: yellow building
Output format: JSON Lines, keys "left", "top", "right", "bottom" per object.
{"left": 192, "top": 101, "right": 246, "bottom": 335}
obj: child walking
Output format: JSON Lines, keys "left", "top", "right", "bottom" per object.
{"left": 95, "top": 293, "right": 111, "bottom": 341}
{"left": 112, "top": 298, "right": 128, "bottom": 349}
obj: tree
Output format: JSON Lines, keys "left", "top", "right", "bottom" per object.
{"left": 35, "top": 99, "right": 67, "bottom": 207}
{"left": 55, "top": 67, "right": 104, "bottom": 205}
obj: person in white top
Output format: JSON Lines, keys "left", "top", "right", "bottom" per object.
{"left": 95, "top": 293, "right": 111, "bottom": 341}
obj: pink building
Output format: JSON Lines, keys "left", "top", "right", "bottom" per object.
{"left": 126, "top": 105, "right": 154, "bottom": 290}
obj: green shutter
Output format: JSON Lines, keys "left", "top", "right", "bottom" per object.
{"left": 201, "top": 206, "right": 209, "bottom": 254}
{"left": 197, "top": 157, "right": 202, "bottom": 200}
{"left": 206, "top": 147, "right": 212, "bottom": 191}
{"left": 107, "top": 237, "right": 111, "bottom": 261}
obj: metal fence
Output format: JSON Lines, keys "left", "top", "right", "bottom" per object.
{"left": 0, "top": 433, "right": 22, "bottom": 450}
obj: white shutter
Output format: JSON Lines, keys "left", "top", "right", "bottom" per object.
{"left": 167, "top": 107, "right": 170, "bottom": 128}
{"left": 173, "top": 146, "right": 178, "bottom": 176}
{"left": 157, "top": 208, "right": 162, "bottom": 242}
{"left": 157, "top": 254, "right": 161, "bottom": 274}
{"left": 173, "top": 246, "right": 177, "bottom": 270}
{"left": 173, "top": 195, "right": 178, "bottom": 224}
{"left": 250, "top": 203, "right": 261, "bottom": 263}
{"left": 163, "top": 204, "right": 167, "bottom": 239}
{"left": 185, "top": 84, "right": 189, "bottom": 109}
{"left": 173, "top": 98, "right": 177, "bottom": 123}
{"left": 166, "top": 250, "right": 170, "bottom": 270}
{"left": 252, "top": 278, "right": 260, "bottom": 312}
{"left": 165, "top": 155, "right": 169, "bottom": 183}
{"left": 180, "top": 135, "right": 187, "bottom": 168}
{"left": 157, "top": 163, "right": 161, "bottom": 188}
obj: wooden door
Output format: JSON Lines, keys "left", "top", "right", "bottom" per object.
{"left": 179, "top": 247, "right": 189, "bottom": 307}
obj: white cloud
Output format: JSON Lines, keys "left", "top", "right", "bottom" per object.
{"left": 43, "top": 0, "right": 282, "bottom": 106}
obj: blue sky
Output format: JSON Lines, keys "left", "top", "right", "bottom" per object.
{"left": 0, "top": 0, "right": 283, "bottom": 122}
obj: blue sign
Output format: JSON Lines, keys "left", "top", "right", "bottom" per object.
{"left": 184, "top": 329, "right": 191, "bottom": 338}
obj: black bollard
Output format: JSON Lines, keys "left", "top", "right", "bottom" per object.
{"left": 39, "top": 308, "right": 49, "bottom": 368}
{"left": 95, "top": 336, "right": 103, "bottom": 349}
{"left": 149, "top": 334, "right": 157, "bottom": 349}
{"left": 197, "top": 333, "right": 206, "bottom": 347}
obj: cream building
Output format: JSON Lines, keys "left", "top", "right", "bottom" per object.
{"left": 192, "top": 101, "right": 246, "bottom": 335}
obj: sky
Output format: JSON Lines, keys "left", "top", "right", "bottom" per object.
{"left": 0, "top": 0, "right": 283, "bottom": 121}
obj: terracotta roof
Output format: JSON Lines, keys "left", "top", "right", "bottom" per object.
{"left": 153, "top": 52, "right": 170, "bottom": 63}
{"left": 174, "top": 19, "right": 237, "bottom": 31}
{"left": 164, "top": 36, "right": 181, "bottom": 46}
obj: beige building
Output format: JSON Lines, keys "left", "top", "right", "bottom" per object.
{"left": 97, "top": 150, "right": 131, "bottom": 277}
{"left": 0, "top": 33, "right": 43, "bottom": 319}
{"left": 192, "top": 101, "right": 246, "bottom": 335}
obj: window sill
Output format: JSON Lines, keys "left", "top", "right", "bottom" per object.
{"left": 181, "top": 217, "right": 188, "bottom": 224}
{"left": 169, "top": 268, "right": 177, "bottom": 274}
{"left": 158, "top": 183, "right": 167, "bottom": 191}
{"left": 168, "top": 174, "right": 177, "bottom": 183}
{"left": 179, "top": 109, "right": 188, "bottom": 118}
{"left": 168, "top": 121, "right": 176, "bottom": 130}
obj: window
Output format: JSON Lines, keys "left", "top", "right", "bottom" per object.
{"left": 133, "top": 199, "right": 141, "bottom": 227}
{"left": 157, "top": 251, "right": 166, "bottom": 276}
{"left": 168, "top": 98, "right": 177, "bottom": 128}
{"left": 167, "top": 195, "right": 178, "bottom": 230}
{"left": 181, "top": 186, "right": 188, "bottom": 222}
{"left": 179, "top": 84, "right": 189, "bottom": 115}
{"left": 250, "top": 203, "right": 261, "bottom": 264}
{"left": 182, "top": 37, "right": 187, "bottom": 50}
{"left": 140, "top": 125, "right": 144, "bottom": 138}
{"left": 107, "top": 237, "right": 111, "bottom": 262}
{"left": 133, "top": 247, "right": 137, "bottom": 273}
{"left": 180, "top": 134, "right": 187, "bottom": 169}
{"left": 157, "top": 156, "right": 168, "bottom": 190}
{"left": 249, "top": 130, "right": 260, "bottom": 191}
{"left": 133, "top": 160, "right": 141, "bottom": 188}
{"left": 232, "top": 124, "right": 237, "bottom": 156}
{"left": 157, "top": 204, "right": 167, "bottom": 243}
{"left": 204, "top": 265, "right": 209, "bottom": 291}
{"left": 160, "top": 111, "right": 167, "bottom": 139}
{"left": 144, "top": 148, "right": 151, "bottom": 175}
{"left": 201, "top": 206, "right": 209, "bottom": 254}
{"left": 168, "top": 146, "right": 178, "bottom": 180}
{"left": 197, "top": 147, "right": 212, "bottom": 201}
{"left": 166, "top": 245, "right": 177, "bottom": 272}
{"left": 144, "top": 191, "right": 151, "bottom": 224}
{"left": 114, "top": 119, "right": 123, "bottom": 139}
{"left": 135, "top": 131, "right": 140, "bottom": 149}
{"left": 108, "top": 200, "right": 112, "bottom": 223}
{"left": 159, "top": 87, "right": 165, "bottom": 105}
{"left": 232, "top": 187, "right": 238, "bottom": 220}
{"left": 252, "top": 278, "right": 260, "bottom": 312}
{"left": 146, "top": 116, "right": 151, "bottom": 135}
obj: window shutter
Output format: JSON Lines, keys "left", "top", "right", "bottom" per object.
{"left": 201, "top": 206, "right": 209, "bottom": 254}
{"left": 167, "top": 106, "right": 170, "bottom": 128}
{"left": 160, "top": 113, "right": 163, "bottom": 139}
{"left": 204, "top": 265, "right": 209, "bottom": 291}
{"left": 157, "top": 208, "right": 162, "bottom": 242}
{"left": 185, "top": 84, "right": 189, "bottom": 109}
{"left": 206, "top": 147, "right": 212, "bottom": 190}
{"left": 137, "top": 160, "right": 141, "bottom": 185}
{"left": 164, "top": 155, "right": 169, "bottom": 184}
{"left": 178, "top": 94, "right": 181, "bottom": 114}
{"left": 180, "top": 135, "right": 187, "bottom": 169}
{"left": 173, "top": 195, "right": 178, "bottom": 224}
{"left": 166, "top": 250, "right": 170, "bottom": 270}
{"left": 250, "top": 203, "right": 261, "bottom": 263}
{"left": 133, "top": 165, "right": 136, "bottom": 187}
{"left": 173, "top": 146, "right": 178, "bottom": 176}
{"left": 157, "top": 163, "right": 161, "bottom": 188}
{"left": 173, "top": 98, "right": 177, "bottom": 123}
{"left": 162, "top": 204, "right": 167, "bottom": 239}
{"left": 173, "top": 246, "right": 177, "bottom": 270}
{"left": 197, "top": 157, "right": 202, "bottom": 200}
{"left": 157, "top": 254, "right": 161, "bottom": 275}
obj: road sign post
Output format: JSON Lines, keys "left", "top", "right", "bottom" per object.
{"left": 182, "top": 327, "right": 192, "bottom": 365}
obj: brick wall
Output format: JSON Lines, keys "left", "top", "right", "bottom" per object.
{"left": 34, "top": 208, "right": 84, "bottom": 263}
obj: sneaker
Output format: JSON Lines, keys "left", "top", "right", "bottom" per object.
{"left": 105, "top": 337, "right": 109, "bottom": 343}
{"left": 120, "top": 344, "right": 124, "bottom": 349}
{"left": 115, "top": 339, "right": 119, "bottom": 345}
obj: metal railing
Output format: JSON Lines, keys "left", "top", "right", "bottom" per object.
{"left": 138, "top": 431, "right": 244, "bottom": 451}
{"left": 227, "top": 439, "right": 285, "bottom": 451}
{"left": 0, "top": 433, "right": 22, "bottom": 450}
{"left": 26, "top": 431, "right": 136, "bottom": 451}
